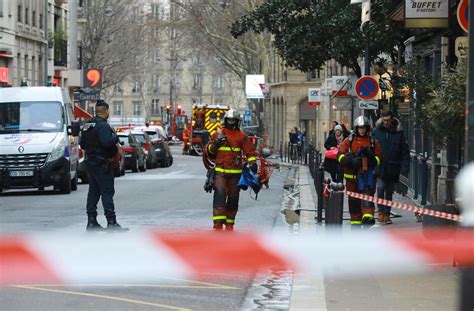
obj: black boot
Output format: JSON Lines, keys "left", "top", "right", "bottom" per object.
{"left": 106, "top": 213, "right": 129, "bottom": 232}
{"left": 86, "top": 213, "right": 104, "bottom": 231}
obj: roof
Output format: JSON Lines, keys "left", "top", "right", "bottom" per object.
{"left": 0, "top": 87, "right": 64, "bottom": 103}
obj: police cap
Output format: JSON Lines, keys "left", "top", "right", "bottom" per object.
{"left": 96, "top": 100, "right": 109, "bottom": 109}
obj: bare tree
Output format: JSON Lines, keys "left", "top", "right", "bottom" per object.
{"left": 171, "top": 0, "right": 272, "bottom": 85}
{"left": 80, "top": 0, "right": 144, "bottom": 89}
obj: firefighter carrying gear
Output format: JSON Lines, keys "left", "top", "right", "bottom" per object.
{"left": 338, "top": 118, "right": 382, "bottom": 228}
{"left": 182, "top": 125, "right": 191, "bottom": 155}
{"left": 206, "top": 116, "right": 257, "bottom": 230}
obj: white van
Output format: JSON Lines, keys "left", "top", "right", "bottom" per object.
{"left": 0, "top": 86, "right": 81, "bottom": 193}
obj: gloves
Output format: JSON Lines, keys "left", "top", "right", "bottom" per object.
{"left": 350, "top": 156, "right": 362, "bottom": 171}
{"left": 213, "top": 131, "right": 227, "bottom": 146}
{"left": 249, "top": 162, "right": 258, "bottom": 174}
{"left": 358, "top": 147, "right": 374, "bottom": 158}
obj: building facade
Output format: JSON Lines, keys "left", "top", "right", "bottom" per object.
{"left": 0, "top": 0, "right": 77, "bottom": 88}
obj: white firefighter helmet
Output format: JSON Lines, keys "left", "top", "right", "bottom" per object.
{"left": 353, "top": 116, "right": 371, "bottom": 129}
{"left": 224, "top": 108, "right": 241, "bottom": 121}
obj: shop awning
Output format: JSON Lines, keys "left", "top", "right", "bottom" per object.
{"left": 74, "top": 104, "right": 93, "bottom": 120}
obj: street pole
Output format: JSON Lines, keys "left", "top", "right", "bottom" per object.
{"left": 461, "top": 0, "right": 474, "bottom": 308}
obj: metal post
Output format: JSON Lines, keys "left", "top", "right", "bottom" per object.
{"left": 460, "top": 0, "right": 474, "bottom": 307}
{"left": 316, "top": 163, "right": 325, "bottom": 223}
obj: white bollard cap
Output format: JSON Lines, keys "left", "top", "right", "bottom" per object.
{"left": 455, "top": 162, "right": 474, "bottom": 226}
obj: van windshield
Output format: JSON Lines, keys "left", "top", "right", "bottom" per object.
{"left": 0, "top": 102, "right": 64, "bottom": 133}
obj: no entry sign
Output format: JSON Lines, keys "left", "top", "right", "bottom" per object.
{"left": 355, "top": 76, "right": 379, "bottom": 100}
{"left": 457, "top": 0, "right": 469, "bottom": 33}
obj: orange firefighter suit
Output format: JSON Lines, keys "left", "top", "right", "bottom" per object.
{"left": 207, "top": 128, "right": 257, "bottom": 230}
{"left": 337, "top": 134, "right": 382, "bottom": 226}
{"left": 182, "top": 125, "right": 191, "bottom": 155}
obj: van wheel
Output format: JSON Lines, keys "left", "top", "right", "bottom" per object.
{"left": 71, "top": 173, "right": 78, "bottom": 191}
{"left": 59, "top": 173, "right": 72, "bottom": 194}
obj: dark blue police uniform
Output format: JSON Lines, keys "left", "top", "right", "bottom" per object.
{"left": 80, "top": 100, "right": 126, "bottom": 231}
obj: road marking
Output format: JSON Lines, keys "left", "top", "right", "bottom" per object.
{"left": 13, "top": 282, "right": 239, "bottom": 290}
{"left": 117, "top": 174, "right": 202, "bottom": 180}
{"left": 11, "top": 285, "right": 193, "bottom": 311}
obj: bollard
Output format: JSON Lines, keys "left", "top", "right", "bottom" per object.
{"left": 316, "top": 164, "right": 325, "bottom": 223}
{"left": 279, "top": 140, "right": 283, "bottom": 161}
{"left": 325, "top": 182, "right": 344, "bottom": 225}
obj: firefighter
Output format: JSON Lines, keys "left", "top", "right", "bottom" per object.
{"left": 206, "top": 109, "right": 258, "bottom": 231}
{"left": 337, "top": 116, "right": 382, "bottom": 228}
{"left": 182, "top": 122, "right": 191, "bottom": 155}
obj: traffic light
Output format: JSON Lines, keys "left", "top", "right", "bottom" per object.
{"left": 177, "top": 105, "right": 182, "bottom": 115}
{"left": 83, "top": 68, "right": 103, "bottom": 89}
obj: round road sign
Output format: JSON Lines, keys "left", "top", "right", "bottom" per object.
{"left": 355, "top": 76, "right": 379, "bottom": 100}
{"left": 457, "top": 0, "right": 469, "bottom": 33}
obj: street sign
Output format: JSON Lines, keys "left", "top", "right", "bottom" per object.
{"left": 245, "top": 75, "right": 265, "bottom": 99}
{"left": 332, "top": 76, "right": 352, "bottom": 96}
{"left": 308, "top": 88, "right": 321, "bottom": 106}
{"left": 78, "top": 90, "right": 100, "bottom": 101}
{"left": 455, "top": 37, "right": 468, "bottom": 58}
{"left": 358, "top": 100, "right": 379, "bottom": 109}
{"left": 457, "top": 0, "right": 469, "bottom": 33}
{"left": 83, "top": 68, "right": 103, "bottom": 89}
{"left": 355, "top": 76, "right": 379, "bottom": 100}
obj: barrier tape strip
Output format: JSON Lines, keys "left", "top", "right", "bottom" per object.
{"left": 343, "top": 190, "right": 462, "bottom": 222}
{"left": 1, "top": 228, "right": 473, "bottom": 285}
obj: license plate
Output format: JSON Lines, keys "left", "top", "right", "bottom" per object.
{"left": 124, "top": 154, "right": 132, "bottom": 158}
{"left": 9, "top": 170, "right": 34, "bottom": 177}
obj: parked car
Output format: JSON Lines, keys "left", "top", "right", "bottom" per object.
{"left": 134, "top": 125, "right": 173, "bottom": 167}
{"left": 77, "top": 143, "right": 125, "bottom": 183}
{"left": 117, "top": 132, "right": 147, "bottom": 172}
{"left": 113, "top": 143, "right": 126, "bottom": 177}
{"left": 130, "top": 131, "right": 158, "bottom": 169}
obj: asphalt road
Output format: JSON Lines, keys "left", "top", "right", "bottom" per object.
{"left": 0, "top": 146, "right": 292, "bottom": 311}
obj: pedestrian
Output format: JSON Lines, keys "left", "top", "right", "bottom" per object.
{"left": 341, "top": 123, "right": 351, "bottom": 137}
{"left": 372, "top": 110, "right": 410, "bottom": 225}
{"left": 324, "top": 124, "right": 345, "bottom": 182}
{"left": 338, "top": 116, "right": 382, "bottom": 228}
{"left": 206, "top": 109, "right": 258, "bottom": 231}
{"left": 182, "top": 122, "right": 191, "bottom": 155}
{"left": 80, "top": 100, "right": 128, "bottom": 231}
{"left": 329, "top": 121, "right": 339, "bottom": 136}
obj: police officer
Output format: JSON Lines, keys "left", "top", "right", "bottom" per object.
{"left": 80, "top": 100, "right": 128, "bottom": 231}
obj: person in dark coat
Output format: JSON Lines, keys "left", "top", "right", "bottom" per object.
{"left": 80, "top": 100, "right": 127, "bottom": 231}
{"left": 372, "top": 110, "right": 410, "bottom": 225}
{"left": 324, "top": 125, "right": 345, "bottom": 182}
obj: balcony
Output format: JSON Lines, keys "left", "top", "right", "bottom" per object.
{"left": 54, "top": 39, "right": 68, "bottom": 67}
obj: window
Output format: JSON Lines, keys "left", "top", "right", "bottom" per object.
{"left": 193, "top": 74, "right": 202, "bottom": 90}
{"left": 307, "top": 69, "right": 320, "bottom": 80}
{"left": 25, "top": 8, "right": 29, "bottom": 24}
{"left": 18, "top": 5, "right": 22, "bottom": 22}
{"left": 114, "top": 83, "right": 123, "bottom": 94}
{"left": 32, "top": 11, "right": 36, "bottom": 27}
{"left": 113, "top": 101, "right": 123, "bottom": 116}
{"left": 132, "top": 81, "right": 140, "bottom": 94}
{"left": 214, "top": 76, "right": 224, "bottom": 90}
{"left": 151, "top": 99, "right": 160, "bottom": 114}
{"left": 133, "top": 101, "right": 142, "bottom": 116}
{"left": 39, "top": 14, "right": 43, "bottom": 29}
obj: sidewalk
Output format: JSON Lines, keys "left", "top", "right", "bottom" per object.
{"left": 289, "top": 165, "right": 458, "bottom": 311}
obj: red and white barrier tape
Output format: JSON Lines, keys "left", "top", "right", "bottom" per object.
{"left": 1, "top": 228, "right": 473, "bottom": 285}
{"left": 344, "top": 190, "right": 462, "bottom": 222}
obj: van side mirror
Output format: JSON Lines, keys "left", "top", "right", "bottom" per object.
{"left": 68, "top": 121, "right": 81, "bottom": 137}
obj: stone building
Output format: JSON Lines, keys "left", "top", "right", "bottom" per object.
{"left": 0, "top": 0, "right": 78, "bottom": 88}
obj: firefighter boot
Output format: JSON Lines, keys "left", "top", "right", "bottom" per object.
{"left": 213, "top": 223, "right": 224, "bottom": 231}
{"left": 225, "top": 224, "right": 234, "bottom": 231}
{"left": 362, "top": 214, "right": 375, "bottom": 228}
{"left": 86, "top": 212, "right": 104, "bottom": 231}
{"left": 106, "top": 213, "right": 129, "bottom": 232}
